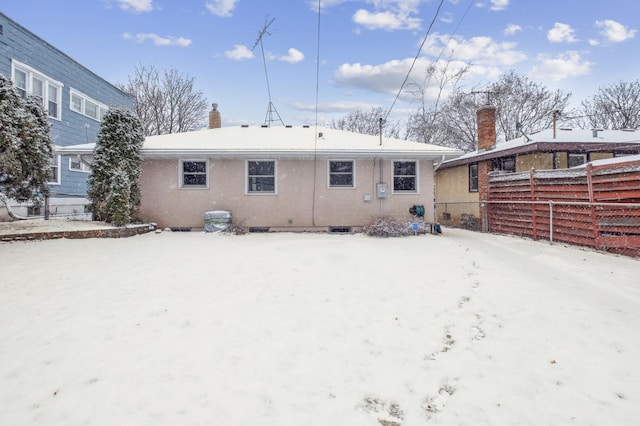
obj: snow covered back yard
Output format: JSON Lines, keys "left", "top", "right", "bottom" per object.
{"left": 1, "top": 228, "right": 639, "bottom": 425}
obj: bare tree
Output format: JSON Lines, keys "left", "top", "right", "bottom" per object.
{"left": 404, "top": 59, "right": 470, "bottom": 145}
{"left": 580, "top": 80, "right": 640, "bottom": 130}
{"left": 330, "top": 106, "right": 402, "bottom": 138}
{"left": 489, "top": 71, "right": 572, "bottom": 141}
{"left": 118, "top": 65, "right": 209, "bottom": 136}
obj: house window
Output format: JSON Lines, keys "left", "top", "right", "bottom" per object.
{"left": 492, "top": 156, "right": 516, "bottom": 173}
{"left": 48, "top": 155, "right": 61, "bottom": 185}
{"left": 69, "top": 89, "right": 108, "bottom": 122}
{"left": 69, "top": 157, "right": 91, "bottom": 173}
{"left": 247, "top": 160, "right": 276, "bottom": 193}
{"left": 393, "top": 161, "right": 417, "bottom": 192}
{"left": 329, "top": 160, "right": 355, "bottom": 187}
{"left": 180, "top": 160, "right": 208, "bottom": 188}
{"left": 568, "top": 153, "right": 587, "bottom": 168}
{"left": 469, "top": 163, "right": 478, "bottom": 192}
{"left": 11, "top": 60, "right": 63, "bottom": 120}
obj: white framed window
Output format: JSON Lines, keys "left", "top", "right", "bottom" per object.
{"left": 179, "top": 159, "right": 208, "bottom": 189}
{"left": 69, "top": 88, "right": 108, "bottom": 122}
{"left": 69, "top": 157, "right": 91, "bottom": 173}
{"left": 48, "top": 155, "right": 61, "bottom": 185}
{"left": 392, "top": 160, "right": 418, "bottom": 193}
{"left": 11, "top": 60, "right": 63, "bottom": 120}
{"left": 246, "top": 160, "right": 276, "bottom": 194}
{"left": 328, "top": 160, "right": 355, "bottom": 188}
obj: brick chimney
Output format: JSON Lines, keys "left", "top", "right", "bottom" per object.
{"left": 476, "top": 106, "right": 496, "bottom": 151}
{"left": 209, "top": 103, "right": 221, "bottom": 129}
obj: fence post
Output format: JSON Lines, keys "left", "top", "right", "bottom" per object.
{"left": 549, "top": 200, "right": 553, "bottom": 243}
{"left": 530, "top": 168, "right": 537, "bottom": 240}
{"left": 482, "top": 202, "right": 488, "bottom": 232}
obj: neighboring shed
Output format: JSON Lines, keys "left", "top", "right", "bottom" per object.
{"left": 435, "top": 105, "right": 640, "bottom": 228}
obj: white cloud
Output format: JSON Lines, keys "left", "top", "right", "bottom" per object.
{"left": 422, "top": 33, "right": 527, "bottom": 67}
{"left": 206, "top": 0, "right": 237, "bottom": 17}
{"left": 279, "top": 48, "right": 305, "bottom": 64}
{"left": 122, "top": 32, "right": 191, "bottom": 47}
{"left": 595, "top": 20, "right": 636, "bottom": 43}
{"left": 547, "top": 23, "right": 578, "bottom": 43}
{"left": 490, "top": 0, "right": 510, "bottom": 11}
{"left": 224, "top": 44, "right": 254, "bottom": 60}
{"left": 353, "top": 9, "right": 421, "bottom": 31}
{"left": 333, "top": 57, "right": 483, "bottom": 99}
{"left": 504, "top": 24, "right": 522, "bottom": 36}
{"left": 115, "top": 0, "right": 153, "bottom": 13}
{"left": 292, "top": 101, "right": 381, "bottom": 113}
{"left": 530, "top": 51, "right": 592, "bottom": 81}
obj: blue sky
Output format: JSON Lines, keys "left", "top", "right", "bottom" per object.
{"left": 2, "top": 0, "right": 638, "bottom": 128}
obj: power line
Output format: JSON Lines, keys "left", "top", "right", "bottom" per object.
{"left": 383, "top": 0, "right": 446, "bottom": 123}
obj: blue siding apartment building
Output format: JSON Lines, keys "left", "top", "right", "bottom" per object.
{"left": 0, "top": 12, "right": 133, "bottom": 218}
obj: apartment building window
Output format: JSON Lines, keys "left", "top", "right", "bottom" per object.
{"left": 69, "top": 157, "right": 91, "bottom": 173}
{"left": 48, "top": 155, "right": 61, "bottom": 185}
{"left": 11, "top": 60, "right": 62, "bottom": 120}
{"left": 70, "top": 89, "right": 108, "bottom": 122}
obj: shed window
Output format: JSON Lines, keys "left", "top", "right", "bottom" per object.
{"left": 469, "top": 163, "right": 478, "bottom": 192}
{"left": 568, "top": 153, "right": 587, "bottom": 168}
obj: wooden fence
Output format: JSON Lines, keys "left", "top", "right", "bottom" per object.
{"left": 487, "top": 158, "right": 640, "bottom": 257}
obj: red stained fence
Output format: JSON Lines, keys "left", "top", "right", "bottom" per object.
{"left": 486, "top": 158, "right": 640, "bottom": 257}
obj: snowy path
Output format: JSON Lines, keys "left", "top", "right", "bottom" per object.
{"left": 1, "top": 229, "right": 639, "bottom": 425}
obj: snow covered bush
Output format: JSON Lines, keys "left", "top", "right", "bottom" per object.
{"left": 88, "top": 107, "right": 144, "bottom": 226}
{"left": 362, "top": 215, "right": 414, "bottom": 237}
{"left": 0, "top": 75, "right": 52, "bottom": 205}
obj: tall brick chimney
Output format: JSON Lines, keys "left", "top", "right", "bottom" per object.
{"left": 209, "top": 103, "right": 221, "bottom": 129}
{"left": 476, "top": 106, "right": 496, "bottom": 151}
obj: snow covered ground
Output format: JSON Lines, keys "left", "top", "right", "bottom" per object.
{"left": 1, "top": 229, "right": 639, "bottom": 425}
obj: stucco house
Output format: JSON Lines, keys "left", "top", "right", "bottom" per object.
{"left": 435, "top": 106, "right": 640, "bottom": 228}
{"left": 58, "top": 106, "right": 463, "bottom": 231}
{"left": 0, "top": 12, "right": 133, "bottom": 219}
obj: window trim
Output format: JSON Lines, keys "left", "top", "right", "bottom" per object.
{"left": 70, "top": 88, "right": 108, "bottom": 122}
{"left": 327, "top": 159, "right": 356, "bottom": 189}
{"left": 49, "top": 155, "right": 61, "bottom": 185}
{"left": 469, "top": 163, "right": 479, "bottom": 193}
{"left": 179, "top": 159, "right": 209, "bottom": 189}
{"left": 246, "top": 159, "right": 277, "bottom": 195}
{"left": 392, "top": 160, "right": 418, "bottom": 194}
{"left": 11, "top": 60, "right": 63, "bottom": 120}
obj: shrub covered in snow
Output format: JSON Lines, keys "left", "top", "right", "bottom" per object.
{"left": 88, "top": 107, "right": 144, "bottom": 226}
{"left": 0, "top": 75, "right": 52, "bottom": 205}
{"left": 362, "top": 215, "right": 414, "bottom": 237}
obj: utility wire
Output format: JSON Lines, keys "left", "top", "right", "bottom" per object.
{"left": 383, "top": 0, "right": 446, "bottom": 123}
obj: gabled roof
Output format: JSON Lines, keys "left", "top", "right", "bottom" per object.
{"left": 438, "top": 128, "right": 640, "bottom": 169}
{"left": 56, "top": 126, "right": 464, "bottom": 160}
